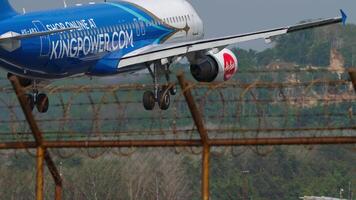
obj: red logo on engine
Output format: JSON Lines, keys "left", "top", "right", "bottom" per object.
{"left": 223, "top": 53, "right": 237, "bottom": 81}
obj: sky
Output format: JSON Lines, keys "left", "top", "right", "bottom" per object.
{"left": 9, "top": 0, "right": 356, "bottom": 50}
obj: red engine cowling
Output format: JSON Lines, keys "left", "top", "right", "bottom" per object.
{"left": 190, "top": 49, "right": 238, "bottom": 82}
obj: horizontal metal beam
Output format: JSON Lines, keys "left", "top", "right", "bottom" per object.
{"left": 0, "top": 136, "right": 355, "bottom": 150}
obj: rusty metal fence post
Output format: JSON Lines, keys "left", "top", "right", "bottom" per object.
{"left": 36, "top": 147, "right": 45, "bottom": 200}
{"left": 8, "top": 75, "right": 63, "bottom": 200}
{"left": 349, "top": 68, "right": 356, "bottom": 92}
{"left": 178, "top": 74, "right": 211, "bottom": 200}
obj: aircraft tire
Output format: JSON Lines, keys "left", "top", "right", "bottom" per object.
{"left": 143, "top": 91, "right": 155, "bottom": 110}
{"left": 169, "top": 85, "right": 177, "bottom": 95}
{"left": 158, "top": 90, "right": 170, "bottom": 110}
{"left": 36, "top": 93, "right": 49, "bottom": 113}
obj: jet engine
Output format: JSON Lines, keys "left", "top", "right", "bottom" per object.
{"left": 190, "top": 49, "right": 238, "bottom": 82}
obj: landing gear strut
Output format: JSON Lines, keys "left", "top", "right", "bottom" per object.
{"left": 142, "top": 63, "right": 176, "bottom": 111}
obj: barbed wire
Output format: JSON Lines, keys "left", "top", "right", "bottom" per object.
{"left": 0, "top": 68, "right": 354, "bottom": 158}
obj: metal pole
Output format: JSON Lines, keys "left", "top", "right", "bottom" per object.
{"left": 0, "top": 136, "right": 356, "bottom": 150}
{"left": 9, "top": 75, "right": 63, "bottom": 200}
{"left": 202, "top": 145, "right": 210, "bottom": 200}
{"left": 177, "top": 74, "right": 209, "bottom": 144}
{"left": 8, "top": 75, "right": 43, "bottom": 144}
{"left": 177, "top": 74, "right": 211, "bottom": 200}
{"left": 55, "top": 185, "right": 62, "bottom": 200}
{"left": 44, "top": 151, "right": 63, "bottom": 200}
{"left": 36, "top": 147, "right": 45, "bottom": 200}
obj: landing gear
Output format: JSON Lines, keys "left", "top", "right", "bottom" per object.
{"left": 29, "top": 81, "right": 49, "bottom": 113}
{"left": 36, "top": 93, "right": 49, "bottom": 113}
{"left": 142, "top": 62, "right": 176, "bottom": 111}
{"left": 158, "top": 87, "right": 171, "bottom": 110}
{"left": 143, "top": 91, "right": 155, "bottom": 110}
{"left": 7, "top": 73, "right": 49, "bottom": 113}
{"left": 23, "top": 93, "right": 49, "bottom": 113}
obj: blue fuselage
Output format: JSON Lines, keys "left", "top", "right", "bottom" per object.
{"left": 0, "top": 1, "right": 199, "bottom": 79}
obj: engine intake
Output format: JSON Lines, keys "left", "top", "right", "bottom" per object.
{"left": 190, "top": 49, "right": 238, "bottom": 83}
{"left": 190, "top": 56, "right": 219, "bottom": 82}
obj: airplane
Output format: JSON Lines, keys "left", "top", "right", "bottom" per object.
{"left": 0, "top": 0, "right": 347, "bottom": 113}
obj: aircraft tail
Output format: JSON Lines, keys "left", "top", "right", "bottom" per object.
{"left": 0, "top": 0, "right": 17, "bottom": 20}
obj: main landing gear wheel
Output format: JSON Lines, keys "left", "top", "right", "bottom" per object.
{"left": 36, "top": 93, "right": 49, "bottom": 113}
{"left": 158, "top": 88, "right": 171, "bottom": 110}
{"left": 169, "top": 85, "right": 177, "bottom": 95}
{"left": 143, "top": 62, "right": 177, "bottom": 111}
{"left": 143, "top": 91, "right": 156, "bottom": 111}
{"left": 24, "top": 93, "right": 49, "bottom": 113}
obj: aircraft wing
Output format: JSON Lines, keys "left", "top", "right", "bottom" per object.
{"left": 118, "top": 10, "right": 347, "bottom": 68}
